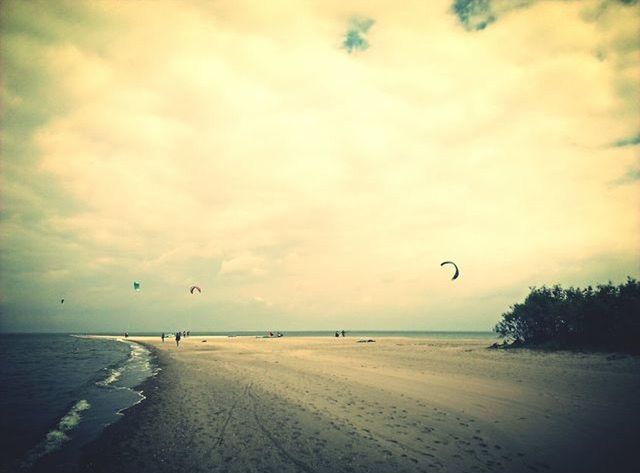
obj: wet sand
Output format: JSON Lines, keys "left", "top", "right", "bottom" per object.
{"left": 80, "top": 336, "right": 640, "bottom": 473}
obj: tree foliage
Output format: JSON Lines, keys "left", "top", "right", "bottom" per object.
{"left": 494, "top": 278, "right": 640, "bottom": 353}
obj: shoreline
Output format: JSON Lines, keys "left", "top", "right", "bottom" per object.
{"left": 114, "top": 340, "right": 164, "bottom": 414}
{"left": 78, "top": 336, "right": 640, "bottom": 473}
{"left": 79, "top": 342, "right": 167, "bottom": 472}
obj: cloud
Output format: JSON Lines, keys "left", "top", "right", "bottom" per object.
{"left": 451, "top": 0, "right": 533, "bottom": 31}
{"left": 452, "top": 0, "right": 639, "bottom": 31}
{"left": 219, "top": 252, "right": 270, "bottom": 279}
{"left": 342, "top": 16, "right": 374, "bottom": 53}
{"left": 610, "top": 134, "right": 640, "bottom": 147}
{"left": 451, "top": 0, "right": 493, "bottom": 31}
{"left": 611, "top": 168, "right": 640, "bottom": 185}
{"left": 451, "top": 0, "right": 640, "bottom": 140}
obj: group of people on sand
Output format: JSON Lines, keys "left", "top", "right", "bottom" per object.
{"left": 268, "top": 331, "right": 284, "bottom": 338}
{"left": 335, "top": 330, "right": 346, "bottom": 337}
{"left": 161, "top": 331, "right": 190, "bottom": 346}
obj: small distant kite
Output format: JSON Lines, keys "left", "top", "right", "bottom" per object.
{"left": 189, "top": 285, "right": 202, "bottom": 294}
{"left": 133, "top": 281, "right": 141, "bottom": 292}
{"left": 440, "top": 261, "right": 460, "bottom": 280}
{"left": 60, "top": 299, "right": 65, "bottom": 304}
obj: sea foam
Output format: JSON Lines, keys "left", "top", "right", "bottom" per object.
{"left": 18, "top": 399, "right": 91, "bottom": 470}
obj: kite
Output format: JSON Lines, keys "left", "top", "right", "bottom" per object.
{"left": 190, "top": 285, "right": 202, "bottom": 294}
{"left": 133, "top": 281, "right": 141, "bottom": 292}
{"left": 440, "top": 261, "right": 460, "bottom": 280}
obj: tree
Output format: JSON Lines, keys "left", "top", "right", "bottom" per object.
{"left": 494, "top": 278, "right": 640, "bottom": 353}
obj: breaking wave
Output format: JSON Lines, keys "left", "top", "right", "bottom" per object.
{"left": 18, "top": 399, "right": 91, "bottom": 470}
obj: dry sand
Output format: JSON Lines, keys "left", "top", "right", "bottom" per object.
{"left": 80, "top": 336, "right": 640, "bottom": 473}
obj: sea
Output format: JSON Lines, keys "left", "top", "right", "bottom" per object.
{"left": 0, "top": 331, "right": 495, "bottom": 472}
{"left": 0, "top": 335, "right": 157, "bottom": 473}
{"left": 92, "top": 330, "right": 497, "bottom": 339}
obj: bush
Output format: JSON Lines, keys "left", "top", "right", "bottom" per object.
{"left": 494, "top": 278, "right": 640, "bottom": 353}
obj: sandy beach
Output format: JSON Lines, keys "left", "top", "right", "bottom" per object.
{"left": 79, "top": 336, "right": 640, "bottom": 473}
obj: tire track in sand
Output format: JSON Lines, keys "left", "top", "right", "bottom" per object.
{"left": 216, "top": 383, "right": 251, "bottom": 446}
{"left": 247, "top": 387, "right": 318, "bottom": 473}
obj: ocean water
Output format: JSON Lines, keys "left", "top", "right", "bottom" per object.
{"left": 0, "top": 334, "right": 157, "bottom": 473}
{"left": 94, "top": 330, "right": 497, "bottom": 340}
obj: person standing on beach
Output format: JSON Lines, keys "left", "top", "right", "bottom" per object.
{"left": 341, "top": 330, "right": 346, "bottom": 337}
{"left": 175, "top": 331, "right": 181, "bottom": 347}
{"left": 161, "top": 333, "right": 165, "bottom": 343}
{"left": 335, "top": 331, "right": 339, "bottom": 338}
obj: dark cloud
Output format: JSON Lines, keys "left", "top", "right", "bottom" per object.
{"left": 610, "top": 134, "right": 640, "bottom": 147}
{"left": 611, "top": 168, "right": 640, "bottom": 186}
{"left": 342, "top": 16, "right": 374, "bottom": 53}
{"left": 452, "top": 0, "right": 494, "bottom": 31}
{"left": 451, "top": 0, "right": 638, "bottom": 31}
{"left": 451, "top": 0, "right": 534, "bottom": 31}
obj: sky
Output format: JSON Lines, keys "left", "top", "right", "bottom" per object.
{"left": 1, "top": 0, "right": 638, "bottom": 333}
